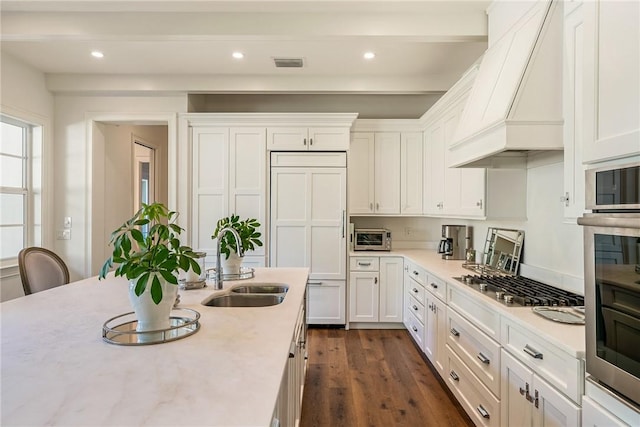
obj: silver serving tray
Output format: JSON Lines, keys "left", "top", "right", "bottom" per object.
{"left": 532, "top": 307, "right": 585, "bottom": 325}
{"left": 102, "top": 308, "right": 200, "bottom": 345}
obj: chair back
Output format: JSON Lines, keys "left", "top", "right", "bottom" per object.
{"left": 18, "top": 247, "right": 70, "bottom": 295}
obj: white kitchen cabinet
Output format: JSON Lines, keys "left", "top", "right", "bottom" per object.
{"left": 404, "top": 262, "right": 426, "bottom": 350}
{"left": 424, "top": 121, "right": 445, "bottom": 214}
{"left": 501, "top": 350, "right": 581, "bottom": 427}
{"left": 349, "top": 256, "right": 403, "bottom": 323}
{"left": 562, "top": 1, "right": 586, "bottom": 220}
{"left": 348, "top": 132, "right": 401, "bottom": 214}
{"left": 424, "top": 294, "right": 447, "bottom": 377}
{"left": 190, "top": 126, "right": 266, "bottom": 266}
{"left": 583, "top": 0, "right": 640, "bottom": 163}
{"left": 271, "top": 152, "right": 347, "bottom": 325}
{"left": 400, "top": 132, "right": 423, "bottom": 214}
{"left": 267, "top": 126, "right": 350, "bottom": 151}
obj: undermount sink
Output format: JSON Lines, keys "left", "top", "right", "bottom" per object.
{"left": 230, "top": 284, "right": 289, "bottom": 294}
{"left": 202, "top": 293, "right": 284, "bottom": 307}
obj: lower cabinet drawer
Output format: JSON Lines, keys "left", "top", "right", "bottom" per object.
{"left": 446, "top": 346, "right": 501, "bottom": 427}
{"left": 448, "top": 286, "right": 501, "bottom": 341}
{"left": 405, "top": 308, "right": 424, "bottom": 351}
{"left": 407, "top": 294, "right": 425, "bottom": 325}
{"left": 447, "top": 308, "right": 501, "bottom": 397}
{"left": 426, "top": 274, "right": 446, "bottom": 302}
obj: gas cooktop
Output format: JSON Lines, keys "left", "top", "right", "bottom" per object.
{"left": 453, "top": 274, "right": 585, "bottom": 307}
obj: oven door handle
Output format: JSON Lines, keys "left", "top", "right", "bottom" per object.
{"left": 578, "top": 215, "right": 640, "bottom": 228}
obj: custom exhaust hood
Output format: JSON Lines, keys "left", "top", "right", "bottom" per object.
{"left": 448, "top": 0, "right": 563, "bottom": 168}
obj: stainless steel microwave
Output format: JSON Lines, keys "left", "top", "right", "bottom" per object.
{"left": 354, "top": 228, "right": 392, "bottom": 251}
{"left": 578, "top": 161, "right": 640, "bottom": 406}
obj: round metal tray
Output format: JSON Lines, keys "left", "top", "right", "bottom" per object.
{"left": 532, "top": 307, "right": 585, "bottom": 325}
{"left": 102, "top": 308, "right": 200, "bottom": 345}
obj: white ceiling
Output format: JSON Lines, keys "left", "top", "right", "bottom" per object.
{"left": 1, "top": 0, "right": 490, "bottom": 97}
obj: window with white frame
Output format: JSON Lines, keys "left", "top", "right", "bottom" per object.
{"left": 0, "top": 115, "right": 41, "bottom": 262}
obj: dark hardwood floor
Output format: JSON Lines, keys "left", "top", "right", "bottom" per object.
{"left": 300, "top": 328, "right": 474, "bottom": 427}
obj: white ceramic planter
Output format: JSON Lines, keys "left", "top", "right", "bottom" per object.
{"left": 129, "top": 276, "right": 178, "bottom": 333}
{"left": 220, "top": 251, "right": 244, "bottom": 275}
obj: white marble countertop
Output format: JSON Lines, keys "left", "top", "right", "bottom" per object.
{"left": 351, "top": 249, "right": 585, "bottom": 358}
{"left": 1, "top": 267, "right": 309, "bottom": 427}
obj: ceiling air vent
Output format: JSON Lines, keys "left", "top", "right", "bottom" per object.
{"left": 273, "top": 58, "right": 304, "bottom": 68}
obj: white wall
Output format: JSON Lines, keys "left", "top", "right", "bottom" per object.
{"left": 53, "top": 95, "right": 186, "bottom": 281}
{"left": 0, "top": 52, "right": 55, "bottom": 301}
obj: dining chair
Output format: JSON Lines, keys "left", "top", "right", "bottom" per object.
{"left": 18, "top": 247, "right": 70, "bottom": 295}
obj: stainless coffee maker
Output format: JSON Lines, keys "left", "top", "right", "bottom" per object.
{"left": 438, "top": 225, "right": 471, "bottom": 260}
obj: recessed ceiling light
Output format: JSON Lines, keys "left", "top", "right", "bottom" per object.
{"left": 364, "top": 52, "right": 376, "bottom": 60}
{"left": 91, "top": 51, "right": 104, "bottom": 58}
{"left": 232, "top": 52, "right": 244, "bottom": 59}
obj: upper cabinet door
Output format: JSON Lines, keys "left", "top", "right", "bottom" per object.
{"left": 583, "top": 0, "right": 640, "bottom": 163}
{"left": 374, "top": 132, "right": 401, "bottom": 214}
{"left": 400, "top": 132, "right": 424, "bottom": 215}
{"left": 308, "top": 127, "right": 350, "bottom": 151}
{"left": 348, "top": 132, "right": 375, "bottom": 214}
{"left": 267, "top": 127, "right": 308, "bottom": 151}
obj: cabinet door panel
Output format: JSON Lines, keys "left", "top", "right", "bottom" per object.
{"left": 307, "top": 280, "right": 346, "bottom": 324}
{"left": 426, "top": 121, "right": 445, "bottom": 214}
{"left": 349, "top": 272, "right": 379, "bottom": 322}
{"left": 533, "top": 376, "right": 581, "bottom": 427}
{"left": 374, "top": 132, "right": 401, "bottom": 214}
{"left": 267, "top": 127, "right": 307, "bottom": 150}
{"left": 379, "top": 257, "right": 404, "bottom": 322}
{"left": 348, "top": 133, "right": 375, "bottom": 214}
{"left": 191, "top": 127, "right": 228, "bottom": 253}
{"left": 501, "top": 350, "right": 534, "bottom": 427}
{"left": 308, "top": 127, "right": 349, "bottom": 151}
{"left": 400, "top": 132, "right": 423, "bottom": 214}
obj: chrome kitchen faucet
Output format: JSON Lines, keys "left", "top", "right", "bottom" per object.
{"left": 213, "top": 227, "right": 245, "bottom": 290}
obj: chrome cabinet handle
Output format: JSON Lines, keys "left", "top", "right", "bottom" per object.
{"left": 358, "top": 262, "right": 371, "bottom": 266}
{"left": 476, "top": 405, "right": 490, "bottom": 419}
{"left": 376, "top": 202, "right": 379, "bottom": 210}
{"left": 412, "top": 325, "right": 418, "bottom": 332}
{"left": 476, "top": 199, "right": 483, "bottom": 209}
{"left": 450, "top": 370, "right": 459, "bottom": 381}
{"left": 412, "top": 270, "right": 419, "bottom": 276}
{"left": 430, "top": 282, "right": 438, "bottom": 289}
{"left": 303, "top": 138, "right": 307, "bottom": 145}
{"left": 412, "top": 305, "right": 418, "bottom": 311}
{"left": 560, "top": 192, "right": 570, "bottom": 206}
{"left": 374, "top": 277, "right": 378, "bottom": 284}
{"left": 523, "top": 344, "right": 543, "bottom": 359}
{"left": 341, "top": 210, "right": 345, "bottom": 238}
{"left": 534, "top": 390, "right": 539, "bottom": 408}
{"left": 310, "top": 138, "right": 313, "bottom": 146}
{"left": 412, "top": 288, "right": 419, "bottom": 294}
{"left": 519, "top": 382, "right": 533, "bottom": 402}
{"left": 307, "top": 281, "right": 323, "bottom": 286}
{"left": 450, "top": 328, "right": 460, "bottom": 337}
{"left": 369, "top": 202, "right": 373, "bottom": 211}
{"left": 477, "top": 353, "right": 490, "bottom": 365}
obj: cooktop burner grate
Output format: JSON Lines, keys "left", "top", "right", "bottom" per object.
{"left": 454, "top": 274, "right": 584, "bottom": 307}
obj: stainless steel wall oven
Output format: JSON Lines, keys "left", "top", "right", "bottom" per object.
{"left": 578, "top": 161, "right": 640, "bottom": 406}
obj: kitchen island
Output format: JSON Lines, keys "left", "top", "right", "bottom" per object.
{"left": 1, "top": 267, "right": 309, "bottom": 427}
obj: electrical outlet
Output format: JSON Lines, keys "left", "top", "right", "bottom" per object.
{"left": 63, "top": 216, "right": 72, "bottom": 228}
{"left": 57, "top": 229, "right": 71, "bottom": 240}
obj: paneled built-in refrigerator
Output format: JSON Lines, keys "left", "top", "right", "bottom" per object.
{"left": 270, "top": 152, "right": 347, "bottom": 324}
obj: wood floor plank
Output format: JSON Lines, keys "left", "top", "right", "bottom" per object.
{"left": 300, "top": 328, "right": 473, "bottom": 427}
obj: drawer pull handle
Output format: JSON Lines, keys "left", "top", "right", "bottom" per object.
{"left": 412, "top": 288, "right": 419, "bottom": 294}
{"left": 427, "top": 303, "right": 433, "bottom": 310}
{"left": 309, "top": 138, "right": 313, "bottom": 146}
{"left": 358, "top": 262, "right": 371, "bottom": 267}
{"left": 412, "top": 305, "right": 418, "bottom": 311}
{"left": 450, "top": 328, "right": 460, "bottom": 337}
{"left": 449, "top": 370, "right": 459, "bottom": 381}
{"left": 430, "top": 283, "right": 438, "bottom": 289}
{"left": 412, "top": 326, "right": 418, "bottom": 332}
{"left": 303, "top": 138, "right": 307, "bottom": 145}
{"left": 307, "top": 281, "right": 323, "bottom": 286}
{"left": 523, "top": 344, "right": 543, "bottom": 359}
{"left": 413, "top": 270, "right": 419, "bottom": 276}
{"left": 477, "top": 353, "right": 490, "bottom": 364}
{"left": 476, "top": 405, "right": 490, "bottom": 419}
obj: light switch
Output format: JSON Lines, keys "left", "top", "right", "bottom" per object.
{"left": 57, "top": 229, "right": 71, "bottom": 240}
{"left": 63, "top": 216, "right": 72, "bottom": 228}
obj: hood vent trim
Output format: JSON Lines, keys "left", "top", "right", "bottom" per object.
{"left": 448, "top": 0, "right": 563, "bottom": 168}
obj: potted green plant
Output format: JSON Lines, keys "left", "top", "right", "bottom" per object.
{"left": 212, "top": 214, "right": 262, "bottom": 274}
{"left": 99, "top": 202, "right": 201, "bottom": 332}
